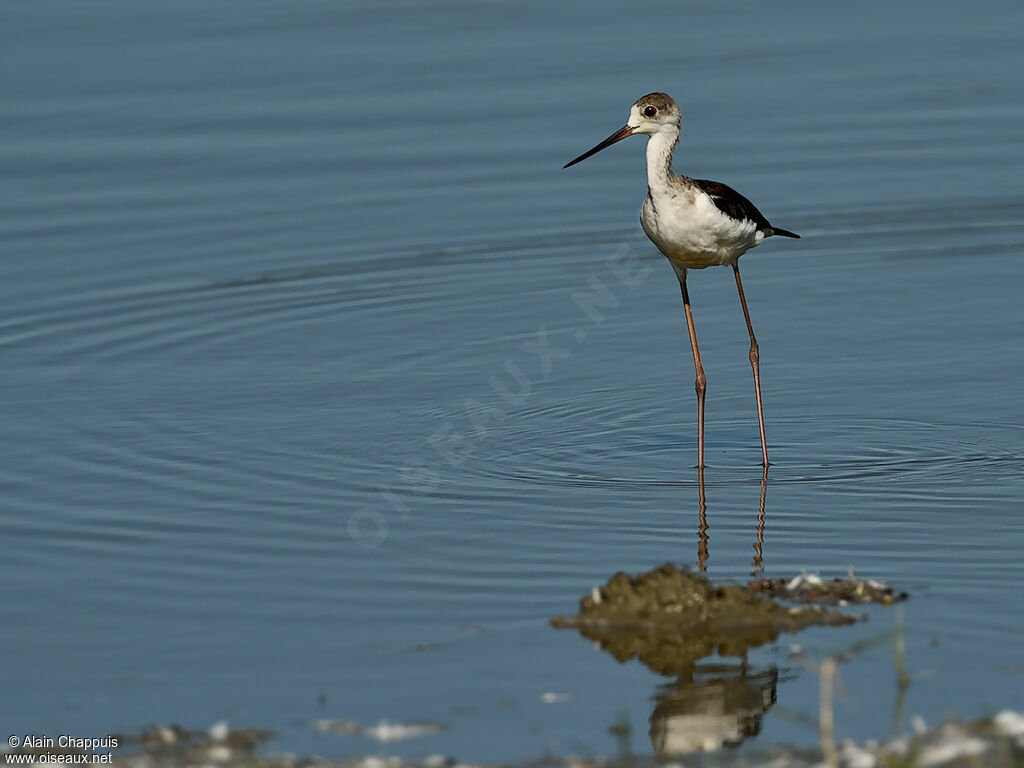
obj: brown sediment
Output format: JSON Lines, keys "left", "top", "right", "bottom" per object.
{"left": 551, "top": 563, "right": 856, "bottom": 676}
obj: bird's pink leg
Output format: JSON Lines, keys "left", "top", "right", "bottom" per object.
{"left": 732, "top": 263, "right": 769, "bottom": 467}
{"left": 673, "top": 264, "right": 706, "bottom": 469}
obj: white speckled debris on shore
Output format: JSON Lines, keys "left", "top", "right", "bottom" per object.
{"left": 5, "top": 714, "right": 1022, "bottom": 768}
{"left": 751, "top": 568, "right": 909, "bottom": 606}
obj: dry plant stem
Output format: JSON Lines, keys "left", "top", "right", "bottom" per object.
{"left": 820, "top": 657, "right": 838, "bottom": 768}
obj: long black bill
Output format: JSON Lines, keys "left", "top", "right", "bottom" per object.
{"left": 562, "top": 124, "right": 634, "bottom": 169}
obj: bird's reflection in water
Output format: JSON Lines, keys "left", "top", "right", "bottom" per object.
{"left": 655, "top": 467, "right": 775, "bottom": 757}
{"left": 752, "top": 467, "right": 768, "bottom": 576}
{"left": 552, "top": 468, "right": 798, "bottom": 756}
{"left": 695, "top": 467, "right": 770, "bottom": 576}
{"left": 650, "top": 661, "right": 778, "bottom": 756}
{"left": 696, "top": 467, "right": 710, "bottom": 571}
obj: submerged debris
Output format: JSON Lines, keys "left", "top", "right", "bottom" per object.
{"left": 752, "top": 568, "right": 909, "bottom": 606}
{"left": 551, "top": 563, "right": 856, "bottom": 675}
{"left": 88, "top": 722, "right": 272, "bottom": 765}
{"left": 539, "top": 692, "right": 572, "bottom": 703}
{"left": 313, "top": 719, "right": 448, "bottom": 743}
{"left": 7, "top": 713, "right": 1021, "bottom": 768}
{"left": 111, "top": 722, "right": 273, "bottom": 751}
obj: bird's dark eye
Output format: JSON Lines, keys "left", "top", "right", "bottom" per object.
{"left": 643, "top": 105, "right": 657, "bottom": 118}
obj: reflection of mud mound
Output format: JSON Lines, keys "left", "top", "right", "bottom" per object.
{"left": 551, "top": 564, "right": 855, "bottom": 676}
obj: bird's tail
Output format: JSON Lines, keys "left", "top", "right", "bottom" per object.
{"left": 770, "top": 227, "right": 801, "bottom": 239}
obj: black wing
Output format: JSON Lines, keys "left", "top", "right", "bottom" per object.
{"left": 693, "top": 179, "right": 800, "bottom": 238}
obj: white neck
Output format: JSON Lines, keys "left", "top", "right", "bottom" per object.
{"left": 644, "top": 127, "right": 679, "bottom": 193}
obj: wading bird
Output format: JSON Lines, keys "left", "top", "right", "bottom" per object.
{"left": 563, "top": 92, "right": 799, "bottom": 468}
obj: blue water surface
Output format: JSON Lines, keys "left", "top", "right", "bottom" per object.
{"left": 2, "top": 0, "right": 1023, "bottom": 761}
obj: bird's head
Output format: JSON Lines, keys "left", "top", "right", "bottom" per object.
{"left": 563, "top": 92, "right": 681, "bottom": 169}
{"left": 628, "top": 92, "right": 682, "bottom": 136}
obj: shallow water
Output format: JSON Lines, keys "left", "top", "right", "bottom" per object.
{"left": 2, "top": 0, "right": 1024, "bottom": 761}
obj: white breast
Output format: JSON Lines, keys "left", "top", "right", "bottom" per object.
{"left": 641, "top": 188, "right": 763, "bottom": 269}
